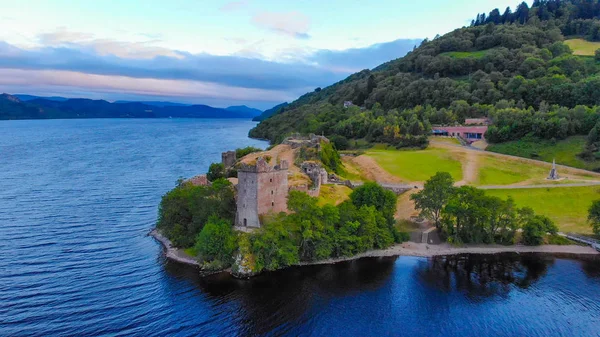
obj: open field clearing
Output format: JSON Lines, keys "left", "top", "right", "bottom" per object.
{"left": 365, "top": 147, "right": 464, "bottom": 182}
{"left": 486, "top": 136, "right": 600, "bottom": 171}
{"left": 486, "top": 186, "right": 600, "bottom": 234}
{"left": 564, "top": 38, "right": 600, "bottom": 56}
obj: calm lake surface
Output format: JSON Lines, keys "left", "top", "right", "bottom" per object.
{"left": 1, "top": 119, "right": 600, "bottom": 337}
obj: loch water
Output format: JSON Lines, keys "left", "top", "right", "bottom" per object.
{"left": 1, "top": 119, "right": 599, "bottom": 337}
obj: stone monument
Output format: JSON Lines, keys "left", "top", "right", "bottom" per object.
{"left": 547, "top": 159, "right": 559, "bottom": 180}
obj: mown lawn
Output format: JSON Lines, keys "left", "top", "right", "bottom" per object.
{"left": 366, "top": 148, "right": 463, "bottom": 182}
{"left": 486, "top": 186, "right": 600, "bottom": 234}
{"left": 317, "top": 185, "right": 352, "bottom": 206}
{"left": 487, "top": 136, "right": 600, "bottom": 171}
{"left": 476, "top": 156, "right": 549, "bottom": 186}
{"left": 564, "top": 38, "right": 600, "bottom": 56}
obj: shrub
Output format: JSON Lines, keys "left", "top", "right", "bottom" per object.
{"left": 207, "top": 162, "right": 226, "bottom": 181}
{"left": 194, "top": 216, "right": 237, "bottom": 268}
{"left": 330, "top": 135, "right": 350, "bottom": 150}
{"left": 235, "top": 146, "right": 263, "bottom": 159}
{"left": 157, "top": 179, "right": 235, "bottom": 247}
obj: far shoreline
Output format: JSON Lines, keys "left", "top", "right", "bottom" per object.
{"left": 149, "top": 229, "right": 600, "bottom": 275}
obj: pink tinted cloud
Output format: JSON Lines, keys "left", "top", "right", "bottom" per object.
{"left": 0, "top": 68, "right": 294, "bottom": 103}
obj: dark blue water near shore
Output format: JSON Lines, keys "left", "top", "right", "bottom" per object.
{"left": 1, "top": 119, "right": 600, "bottom": 337}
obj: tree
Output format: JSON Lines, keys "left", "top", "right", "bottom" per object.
{"left": 588, "top": 200, "right": 600, "bottom": 236}
{"left": 411, "top": 172, "right": 455, "bottom": 228}
{"left": 194, "top": 217, "right": 237, "bottom": 268}
{"left": 350, "top": 182, "right": 397, "bottom": 226}
{"left": 157, "top": 179, "right": 236, "bottom": 247}
{"left": 522, "top": 214, "right": 557, "bottom": 245}
{"left": 207, "top": 162, "right": 225, "bottom": 181}
{"left": 596, "top": 49, "right": 600, "bottom": 62}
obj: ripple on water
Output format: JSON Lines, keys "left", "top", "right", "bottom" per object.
{"left": 1, "top": 119, "right": 600, "bottom": 337}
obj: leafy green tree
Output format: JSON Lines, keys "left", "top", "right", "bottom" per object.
{"left": 287, "top": 191, "right": 337, "bottom": 261}
{"left": 588, "top": 200, "right": 600, "bottom": 236}
{"left": 194, "top": 217, "right": 237, "bottom": 268}
{"left": 350, "top": 182, "right": 397, "bottom": 226}
{"left": 157, "top": 179, "right": 235, "bottom": 247}
{"left": 411, "top": 172, "right": 455, "bottom": 228}
{"left": 595, "top": 49, "right": 600, "bottom": 62}
{"left": 251, "top": 217, "right": 299, "bottom": 271}
{"left": 320, "top": 141, "right": 344, "bottom": 174}
{"left": 207, "top": 162, "right": 226, "bottom": 181}
{"left": 442, "top": 186, "right": 491, "bottom": 244}
{"left": 522, "top": 217, "right": 547, "bottom": 246}
{"left": 235, "top": 146, "right": 262, "bottom": 159}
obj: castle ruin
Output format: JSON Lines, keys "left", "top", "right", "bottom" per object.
{"left": 300, "top": 162, "right": 328, "bottom": 196}
{"left": 236, "top": 157, "right": 289, "bottom": 228}
{"left": 222, "top": 151, "right": 237, "bottom": 168}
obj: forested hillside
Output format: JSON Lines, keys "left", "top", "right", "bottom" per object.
{"left": 250, "top": 0, "right": 600, "bottom": 150}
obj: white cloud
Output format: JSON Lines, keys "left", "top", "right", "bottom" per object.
{"left": 37, "top": 27, "right": 182, "bottom": 59}
{"left": 252, "top": 11, "right": 311, "bottom": 39}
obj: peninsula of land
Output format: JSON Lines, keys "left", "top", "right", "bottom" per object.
{"left": 152, "top": 134, "right": 600, "bottom": 278}
{"left": 150, "top": 229, "right": 598, "bottom": 270}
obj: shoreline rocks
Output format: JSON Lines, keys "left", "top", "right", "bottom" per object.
{"left": 150, "top": 229, "right": 599, "bottom": 278}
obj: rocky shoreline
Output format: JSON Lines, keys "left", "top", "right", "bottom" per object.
{"left": 150, "top": 229, "right": 599, "bottom": 276}
{"left": 149, "top": 229, "right": 200, "bottom": 267}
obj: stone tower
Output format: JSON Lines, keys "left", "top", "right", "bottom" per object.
{"left": 236, "top": 157, "right": 289, "bottom": 228}
{"left": 548, "top": 159, "right": 560, "bottom": 180}
{"left": 222, "top": 151, "right": 237, "bottom": 168}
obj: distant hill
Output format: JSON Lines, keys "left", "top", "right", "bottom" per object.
{"left": 114, "top": 100, "right": 191, "bottom": 107}
{"left": 226, "top": 105, "right": 263, "bottom": 117}
{"left": 253, "top": 102, "right": 288, "bottom": 121}
{"left": 14, "top": 94, "right": 68, "bottom": 102}
{"left": 0, "top": 94, "right": 257, "bottom": 120}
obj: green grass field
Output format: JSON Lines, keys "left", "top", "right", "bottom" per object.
{"left": 564, "top": 38, "right": 600, "bottom": 56}
{"left": 486, "top": 186, "right": 600, "bottom": 234}
{"left": 476, "top": 156, "right": 549, "bottom": 186}
{"left": 440, "top": 50, "right": 490, "bottom": 59}
{"left": 366, "top": 148, "right": 463, "bottom": 182}
{"left": 487, "top": 136, "right": 600, "bottom": 171}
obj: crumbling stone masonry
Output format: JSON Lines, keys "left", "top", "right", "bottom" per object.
{"left": 222, "top": 151, "right": 237, "bottom": 168}
{"left": 236, "top": 157, "right": 289, "bottom": 228}
{"left": 300, "top": 162, "right": 328, "bottom": 196}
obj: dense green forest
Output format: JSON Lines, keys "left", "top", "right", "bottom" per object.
{"left": 250, "top": 0, "right": 600, "bottom": 149}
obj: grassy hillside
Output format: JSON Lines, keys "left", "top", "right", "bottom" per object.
{"left": 487, "top": 136, "right": 600, "bottom": 171}
{"left": 564, "top": 38, "right": 600, "bottom": 56}
{"left": 487, "top": 186, "right": 600, "bottom": 234}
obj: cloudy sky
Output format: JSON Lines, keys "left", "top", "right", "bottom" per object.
{"left": 0, "top": 0, "right": 520, "bottom": 109}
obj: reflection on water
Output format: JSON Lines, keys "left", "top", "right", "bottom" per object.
{"left": 164, "top": 254, "right": 600, "bottom": 337}
{"left": 416, "top": 253, "right": 555, "bottom": 299}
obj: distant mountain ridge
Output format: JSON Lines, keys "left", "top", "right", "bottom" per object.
{"left": 253, "top": 102, "right": 288, "bottom": 121}
{"left": 226, "top": 105, "right": 263, "bottom": 117}
{"left": 0, "top": 94, "right": 262, "bottom": 120}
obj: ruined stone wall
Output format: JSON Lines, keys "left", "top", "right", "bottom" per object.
{"left": 222, "top": 151, "right": 237, "bottom": 168}
{"left": 236, "top": 171, "right": 260, "bottom": 228}
{"left": 256, "top": 169, "right": 288, "bottom": 216}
